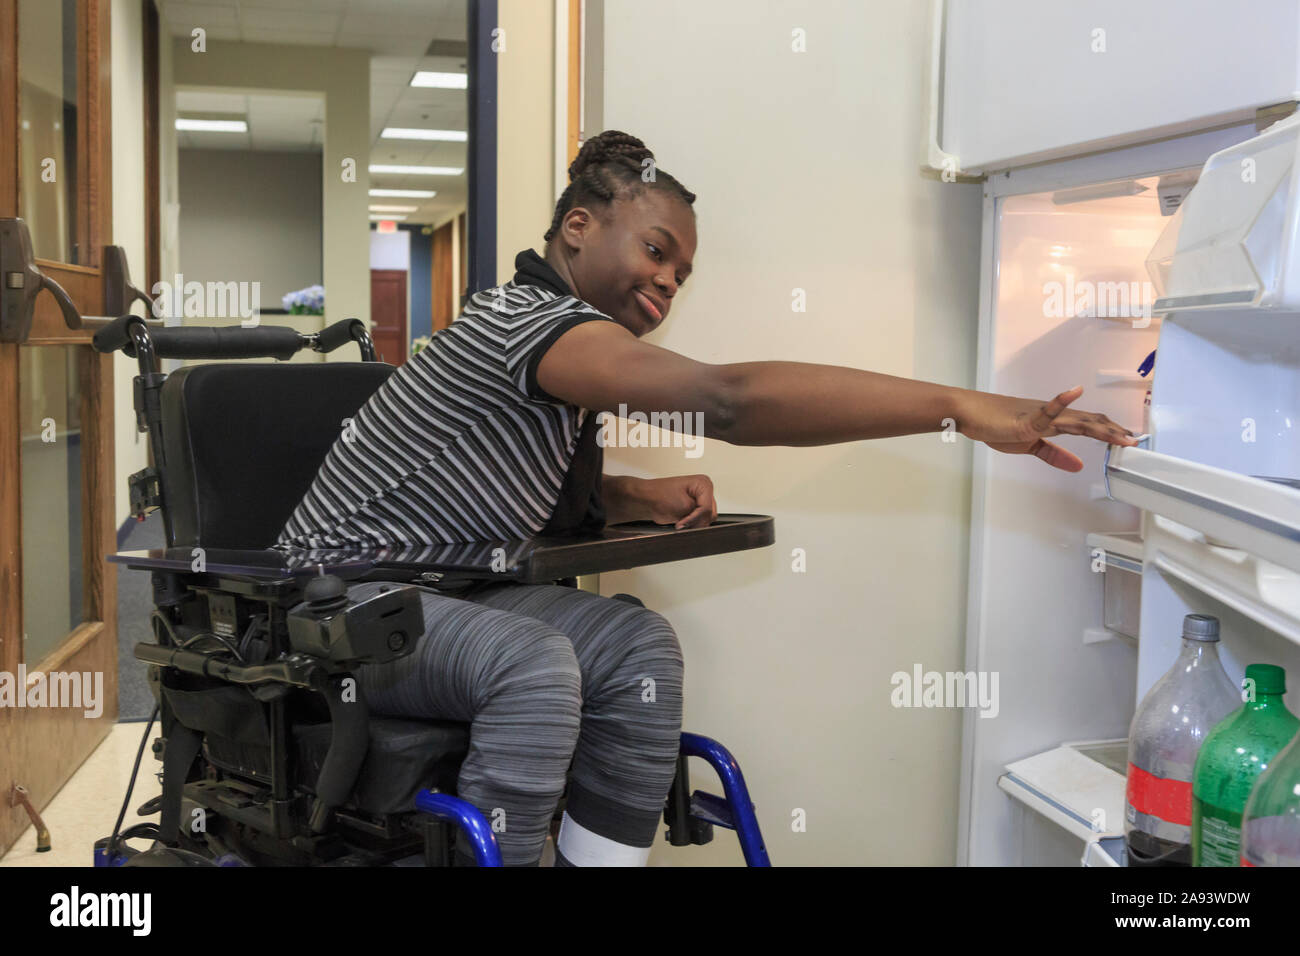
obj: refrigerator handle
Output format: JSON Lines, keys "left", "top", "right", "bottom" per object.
{"left": 923, "top": 0, "right": 962, "bottom": 177}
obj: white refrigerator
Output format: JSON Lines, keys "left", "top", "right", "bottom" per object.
{"left": 927, "top": 0, "right": 1300, "bottom": 866}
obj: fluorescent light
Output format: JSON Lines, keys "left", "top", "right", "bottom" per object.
{"left": 176, "top": 118, "right": 247, "bottom": 132}
{"left": 381, "top": 128, "right": 467, "bottom": 142}
{"left": 369, "top": 164, "right": 463, "bottom": 176}
{"left": 369, "top": 205, "right": 419, "bottom": 212}
{"left": 410, "top": 71, "right": 467, "bottom": 89}
{"left": 370, "top": 214, "right": 408, "bottom": 221}
{"left": 1051, "top": 181, "right": 1148, "bottom": 205}
{"left": 369, "top": 188, "right": 437, "bottom": 198}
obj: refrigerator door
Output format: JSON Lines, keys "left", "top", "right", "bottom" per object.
{"left": 928, "top": 0, "right": 1300, "bottom": 176}
{"left": 958, "top": 124, "right": 1259, "bottom": 866}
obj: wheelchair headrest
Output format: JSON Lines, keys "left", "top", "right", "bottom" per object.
{"left": 158, "top": 361, "right": 395, "bottom": 549}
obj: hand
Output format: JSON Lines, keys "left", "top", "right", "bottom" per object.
{"left": 957, "top": 385, "right": 1140, "bottom": 472}
{"left": 641, "top": 475, "right": 718, "bottom": 529}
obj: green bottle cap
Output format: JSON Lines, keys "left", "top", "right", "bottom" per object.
{"left": 1245, "top": 663, "right": 1286, "bottom": 695}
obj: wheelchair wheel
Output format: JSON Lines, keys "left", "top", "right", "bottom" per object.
{"left": 121, "top": 846, "right": 218, "bottom": 867}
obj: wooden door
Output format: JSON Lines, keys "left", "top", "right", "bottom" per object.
{"left": 369, "top": 268, "right": 408, "bottom": 365}
{"left": 457, "top": 210, "right": 467, "bottom": 313}
{"left": 0, "top": 0, "right": 119, "bottom": 856}
{"left": 432, "top": 220, "right": 453, "bottom": 332}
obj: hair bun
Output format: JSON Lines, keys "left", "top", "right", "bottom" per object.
{"left": 568, "top": 130, "right": 653, "bottom": 182}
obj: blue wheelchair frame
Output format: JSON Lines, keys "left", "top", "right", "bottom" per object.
{"left": 412, "top": 733, "right": 770, "bottom": 867}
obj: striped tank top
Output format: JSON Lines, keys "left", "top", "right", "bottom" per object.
{"left": 274, "top": 248, "right": 616, "bottom": 549}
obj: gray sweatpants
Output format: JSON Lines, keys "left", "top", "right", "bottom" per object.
{"left": 346, "top": 580, "right": 685, "bottom": 866}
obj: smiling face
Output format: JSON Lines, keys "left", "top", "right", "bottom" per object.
{"left": 546, "top": 189, "right": 697, "bottom": 337}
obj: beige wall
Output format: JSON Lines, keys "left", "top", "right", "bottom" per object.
{"left": 171, "top": 38, "right": 371, "bottom": 355}
{"left": 496, "top": 0, "right": 556, "bottom": 280}
{"left": 178, "top": 149, "right": 323, "bottom": 305}
{"left": 110, "top": 0, "right": 149, "bottom": 527}
{"left": 588, "top": 0, "right": 984, "bottom": 865}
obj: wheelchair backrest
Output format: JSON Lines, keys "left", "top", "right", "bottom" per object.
{"left": 158, "top": 361, "right": 395, "bottom": 549}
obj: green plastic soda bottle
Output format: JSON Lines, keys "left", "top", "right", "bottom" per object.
{"left": 1191, "top": 664, "right": 1300, "bottom": 866}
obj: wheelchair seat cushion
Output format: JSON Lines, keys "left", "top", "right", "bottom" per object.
{"left": 159, "top": 361, "right": 395, "bottom": 549}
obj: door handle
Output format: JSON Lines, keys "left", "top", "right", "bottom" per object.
{"left": 103, "top": 243, "right": 152, "bottom": 317}
{"left": 0, "top": 217, "right": 81, "bottom": 341}
{"left": 1, "top": 217, "right": 156, "bottom": 342}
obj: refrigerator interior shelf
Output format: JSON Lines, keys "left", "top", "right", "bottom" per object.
{"left": 1149, "top": 514, "right": 1300, "bottom": 645}
{"left": 999, "top": 740, "right": 1127, "bottom": 844}
{"left": 1104, "top": 445, "right": 1300, "bottom": 576}
{"left": 1095, "top": 370, "right": 1152, "bottom": 387}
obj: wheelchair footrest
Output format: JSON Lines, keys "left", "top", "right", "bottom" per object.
{"left": 690, "top": 790, "right": 742, "bottom": 831}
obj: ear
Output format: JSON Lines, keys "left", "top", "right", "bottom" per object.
{"left": 560, "top": 206, "right": 595, "bottom": 252}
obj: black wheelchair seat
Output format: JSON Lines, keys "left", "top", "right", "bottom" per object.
{"left": 158, "top": 361, "right": 396, "bottom": 549}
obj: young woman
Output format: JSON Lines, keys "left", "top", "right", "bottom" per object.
{"left": 277, "top": 130, "right": 1139, "bottom": 867}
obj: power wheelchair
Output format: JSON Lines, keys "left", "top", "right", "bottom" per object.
{"left": 90, "top": 313, "right": 775, "bottom": 867}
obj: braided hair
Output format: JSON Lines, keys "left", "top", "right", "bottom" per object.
{"left": 543, "top": 130, "right": 696, "bottom": 245}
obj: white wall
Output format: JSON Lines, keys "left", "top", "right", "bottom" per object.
{"left": 178, "top": 149, "right": 322, "bottom": 306}
{"left": 110, "top": 0, "right": 148, "bottom": 527}
{"left": 593, "top": 0, "right": 984, "bottom": 865}
{"left": 369, "top": 229, "right": 410, "bottom": 270}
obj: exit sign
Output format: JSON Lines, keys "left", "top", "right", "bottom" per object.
{"left": 376, "top": 220, "right": 398, "bottom": 233}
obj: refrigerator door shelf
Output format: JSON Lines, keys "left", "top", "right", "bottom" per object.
{"left": 1082, "top": 837, "right": 1126, "bottom": 867}
{"left": 1104, "top": 444, "right": 1300, "bottom": 576}
{"left": 1148, "top": 111, "right": 1300, "bottom": 313}
{"left": 999, "top": 742, "right": 1127, "bottom": 845}
{"left": 1147, "top": 514, "right": 1300, "bottom": 646}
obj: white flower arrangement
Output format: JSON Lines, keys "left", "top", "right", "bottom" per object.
{"left": 283, "top": 284, "right": 325, "bottom": 315}
{"left": 411, "top": 334, "right": 432, "bottom": 355}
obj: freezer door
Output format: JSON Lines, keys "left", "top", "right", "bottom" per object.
{"left": 928, "top": 0, "right": 1300, "bottom": 175}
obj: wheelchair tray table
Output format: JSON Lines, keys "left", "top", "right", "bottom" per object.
{"left": 107, "top": 513, "right": 775, "bottom": 584}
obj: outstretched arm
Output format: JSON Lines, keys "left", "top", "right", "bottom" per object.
{"left": 541, "top": 322, "right": 1138, "bottom": 471}
{"left": 716, "top": 361, "right": 959, "bottom": 445}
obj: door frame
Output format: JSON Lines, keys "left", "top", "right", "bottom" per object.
{"left": 0, "top": 0, "right": 119, "bottom": 857}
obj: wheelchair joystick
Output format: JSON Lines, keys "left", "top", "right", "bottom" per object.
{"left": 304, "top": 571, "right": 349, "bottom": 614}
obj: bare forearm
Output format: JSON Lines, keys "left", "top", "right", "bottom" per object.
{"left": 717, "top": 362, "right": 965, "bottom": 446}
{"left": 603, "top": 474, "right": 647, "bottom": 524}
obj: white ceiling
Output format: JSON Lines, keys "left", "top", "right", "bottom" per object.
{"left": 176, "top": 89, "right": 325, "bottom": 150}
{"left": 162, "top": 0, "right": 469, "bottom": 226}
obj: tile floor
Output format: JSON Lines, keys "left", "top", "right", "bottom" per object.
{"left": 1, "top": 721, "right": 163, "bottom": 867}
